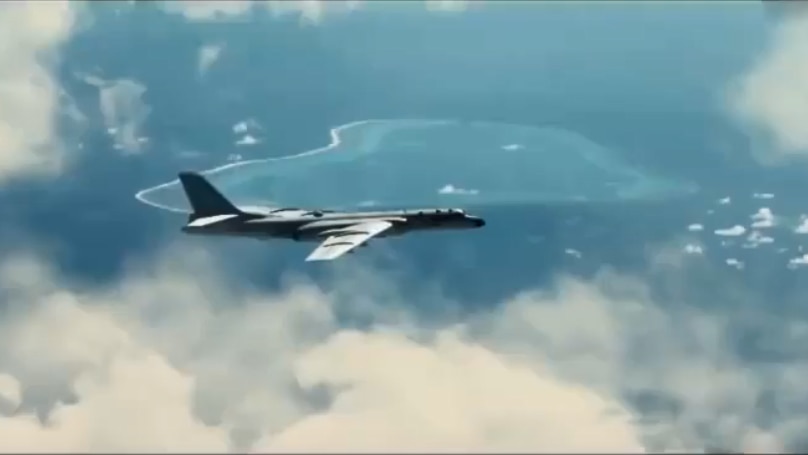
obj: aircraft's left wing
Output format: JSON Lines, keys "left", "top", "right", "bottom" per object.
{"left": 305, "top": 220, "right": 394, "bottom": 262}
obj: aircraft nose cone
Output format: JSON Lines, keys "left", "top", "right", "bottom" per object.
{"left": 472, "top": 217, "right": 486, "bottom": 227}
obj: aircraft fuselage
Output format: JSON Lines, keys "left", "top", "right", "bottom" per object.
{"left": 174, "top": 171, "right": 485, "bottom": 261}
{"left": 182, "top": 207, "right": 485, "bottom": 242}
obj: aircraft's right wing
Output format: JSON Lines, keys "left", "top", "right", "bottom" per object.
{"left": 305, "top": 220, "right": 394, "bottom": 262}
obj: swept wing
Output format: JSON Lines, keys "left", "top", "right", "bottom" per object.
{"left": 305, "top": 220, "right": 395, "bottom": 262}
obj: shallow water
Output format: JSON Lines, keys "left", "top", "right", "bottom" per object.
{"left": 136, "top": 119, "right": 699, "bottom": 212}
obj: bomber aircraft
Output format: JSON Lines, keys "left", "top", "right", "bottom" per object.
{"left": 178, "top": 172, "right": 486, "bottom": 261}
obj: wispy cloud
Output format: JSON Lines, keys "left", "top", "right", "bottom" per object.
{"left": 714, "top": 225, "right": 746, "bottom": 237}
{"left": 198, "top": 43, "right": 225, "bottom": 77}
{"left": 81, "top": 75, "right": 151, "bottom": 155}
{"left": 159, "top": 1, "right": 255, "bottom": 22}
{"left": 438, "top": 184, "right": 480, "bottom": 196}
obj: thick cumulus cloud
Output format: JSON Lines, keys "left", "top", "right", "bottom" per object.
{"left": 0, "top": 245, "right": 806, "bottom": 452}
{"left": 727, "top": 13, "right": 808, "bottom": 162}
{"left": 0, "top": 248, "right": 641, "bottom": 452}
{"left": 0, "top": 1, "right": 79, "bottom": 184}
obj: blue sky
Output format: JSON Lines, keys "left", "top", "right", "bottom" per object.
{"left": 1, "top": 0, "right": 808, "bottom": 452}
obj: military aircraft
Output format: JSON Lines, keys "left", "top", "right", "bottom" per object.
{"left": 177, "top": 172, "right": 486, "bottom": 261}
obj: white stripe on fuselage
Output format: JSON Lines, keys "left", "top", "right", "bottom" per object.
{"left": 188, "top": 214, "right": 239, "bottom": 227}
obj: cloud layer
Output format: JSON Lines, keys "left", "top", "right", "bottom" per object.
{"left": 0, "top": 245, "right": 806, "bottom": 452}
{"left": 0, "top": 248, "right": 639, "bottom": 452}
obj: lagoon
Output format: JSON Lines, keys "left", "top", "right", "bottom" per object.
{"left": 135, "top": 119, "right": 698, "bottom": 212}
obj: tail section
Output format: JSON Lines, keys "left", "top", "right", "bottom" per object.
{"left": 178, "top": 172, "right": 242, "bottom": 218}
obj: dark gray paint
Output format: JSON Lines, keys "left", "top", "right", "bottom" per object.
{"left": 178, "top": 172, "right": 485, "bottom": 257}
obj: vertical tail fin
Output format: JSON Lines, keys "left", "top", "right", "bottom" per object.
{"left": 178, "top": 172, "right": 242, "bottom": 217}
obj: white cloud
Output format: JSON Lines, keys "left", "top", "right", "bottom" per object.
{"left": 0, "top": 245, "right": 807, "bottom": 451}
{"left": 259, "top": 330, "right": 642, "bottom": 452}
{"left": 684, "top": 244, "right": 703, "bottom": 255}
{"left": 160, "top": 1, "right": 255, "bottom": 21}
{"left": 159, "top": 0, "right": 470, "bottom": 24}
{"left": 726, "top": 14, "right": 808, "bottom": 161}
{"left": 718, "top": 197, "right": 731, "bottom": 205}
{"left": 233, "top": 121, "right": 251, "bottom": 134}
{"left": 235, "top": 135, "right": 260, "bottom": 146}
{"left": 0, "top": 373, "right": 21, "bottom": 412}
{"left": 438, "top": 184, "right": 480, "bottom": 196}
{"left": 198, "top": 43, "right": 225, "bottom": 76}
{"left": 687, "top": 223, "right": 704, "bottom": 232}
{"left": 160, "top": 0, "right": 363, "bottom": 24}
{"left": 715, "top": 225, "right": 746, "bottom": 237}
{"left": 751, "top": 207, "right": 776, "bottom": 229}
{"left": 0, "top": 2, "right": 79, "bottom": 184}
{"left": 82, "top": 75, "right": 151, "bottom": 155}
{"left": 564, "top": 248, "right": 582, "bottom": 258}
{"left": 788, "top": 254, "right": 808, "bottom": 268}
{"left": 725, "top": 257, "right": 744, "bottom": 269}
{"left": 0, "top": 248, "right": 643, "bottom": 452}
{"left": 265, "top": 0, "right": 363, "bottom": 24}
{"left": 743, "top": 230, "right": 775, "bottom": 249}
{"left": 795, "top": 216, "right": 808, "bottom": 234}
{"left": 753, "top": 192, "right": 775, "bottom": 200}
